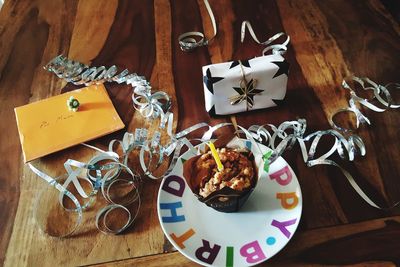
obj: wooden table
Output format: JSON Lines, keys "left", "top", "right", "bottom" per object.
{"left": 1, "top": 0, "right": 399, "bottom": 266}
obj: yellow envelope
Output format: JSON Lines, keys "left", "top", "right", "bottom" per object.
{"left": 15, "top": 84, "right": 125, "bottom": 162}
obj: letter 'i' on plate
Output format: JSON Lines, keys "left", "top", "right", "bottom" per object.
{"left": 226, "top": 246, "right": 234, "bottom": 267}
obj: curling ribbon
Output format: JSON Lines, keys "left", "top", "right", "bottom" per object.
{"left": 178, "top": 0, "right": 290, "bottom": 55}
{"left": 178, "top": 0, "right": 217, "bottom": 51}
{"left": 44, "top": 55, "right": 171, "bottom": 124}
{"left": 30, "top": 135, "right": 143, "bottom": 237}
{"left": 330, "top": 76, "right": 400, "bottom": 132}
{"left": 30, "top": 117, "right": 398, "bottom": 237}
{"left": 29, "top": 163, "right": 83, "bottom": 237}
{"left": 40, "top": 54, "right": 399, "bottom": 238}
{"left": 240, "top": 22, "right": 290, "bottom": 56}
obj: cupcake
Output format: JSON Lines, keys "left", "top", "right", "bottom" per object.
{"left": 183, "top": 143, "right": 257, "bottom": 212}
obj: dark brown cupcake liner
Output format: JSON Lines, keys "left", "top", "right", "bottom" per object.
{"left": 183, "top": 136, "right": 258, "bottom": 213}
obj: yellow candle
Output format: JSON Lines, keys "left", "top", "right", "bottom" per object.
{"left": 208, "top": 142, "right": 224, "bottom": 171}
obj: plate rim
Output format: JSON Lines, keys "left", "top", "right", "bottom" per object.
{"left": 157, "top": 142, "right": 303, "bottom": 267}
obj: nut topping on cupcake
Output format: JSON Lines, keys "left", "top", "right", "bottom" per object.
{"left": 196, "top": 148, "right": 255, "bottom": 198}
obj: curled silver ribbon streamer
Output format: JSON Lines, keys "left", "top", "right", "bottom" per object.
{"left": 178, "top": 0, "right": 290, "bottom": 55}
{"left": 44, "top": 55, "right": 171, "bottom": 123}
{"left": 178, "top": 0, "right": 216, "bottom": 51}
{"left": 30, "top": 164, "right": 83, "bottom": 238}
{"left": 240, "top": 21, "right": 290, "bottom": 56}
{"left": 37, "top": 55, "right": 399, "bottom": 238}
{"left": 30, "top": 117, "right": 398, "bottom": 237}
{"left": 330, "top": 76, "right": 400, "bottom": 132}
{"left": 30, "top": 141, "right": 142, "bottom": 237}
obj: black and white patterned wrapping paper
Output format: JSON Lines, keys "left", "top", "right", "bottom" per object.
{"left": 202, "top": 53, "right": 289, "bottom": 115}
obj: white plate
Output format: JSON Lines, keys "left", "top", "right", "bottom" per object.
{"left": 157, "top": 141, "right": 302, "bottom": 267}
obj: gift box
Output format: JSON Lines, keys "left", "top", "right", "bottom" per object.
{"left": 202, "top": 53, "right": 289, "bottom": 115}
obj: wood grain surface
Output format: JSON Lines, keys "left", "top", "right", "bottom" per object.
{"left": 0, "top": 0, "right": 399, "bottom": 266}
